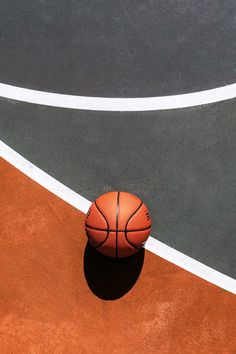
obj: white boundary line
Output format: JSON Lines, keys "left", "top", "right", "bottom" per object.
{"left": 0, "top": 82, "right": 236, "bottom": 111}
{"left": 0, "top": 141, "right": 91, "bottom": 214}
{"left": 0, "top": 140, "right": 235, "bottom": 294}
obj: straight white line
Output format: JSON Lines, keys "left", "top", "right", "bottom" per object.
{"left": 145, "top": 237, "right": 236, "bottom": 294}
{"left": 0, "top": 140, "right": 235, "bottom": 294}
{"left": 0, "top": 140, "right": 91, "bottom": 214}
{"left": 0, "top": 82, "right": 236, "bottom": 111}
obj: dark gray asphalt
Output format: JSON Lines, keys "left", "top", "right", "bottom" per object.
{"left": 0, "top": 1, "right": 236, "bottom": 97}
{"left": 0, "top": 97, "right": 235, "bottom": 278}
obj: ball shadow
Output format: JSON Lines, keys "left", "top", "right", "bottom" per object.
{"left": 83, "top": 242, "right": 145, "bottom": 300}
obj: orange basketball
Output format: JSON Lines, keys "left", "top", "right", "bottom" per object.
{"left": 85, "top": 191, "right": 152, "bottom": 258}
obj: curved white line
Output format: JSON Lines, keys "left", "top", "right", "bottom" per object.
{"left": 1, "top": 140, "right": 235, "bottom": 294}
{"left": 0, "top": 82, "right": 236, "bottom": 111}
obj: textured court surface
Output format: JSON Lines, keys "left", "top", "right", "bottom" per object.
{"left": 0, "top": 1, "right": 236, "bottom": 353}
{"left": 0, "top": 159, "right": 235, "bottom": 353}
{"left": 0, "top": 1, "right": 236, "bottom": 97}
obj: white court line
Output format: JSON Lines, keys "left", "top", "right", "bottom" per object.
{"left": 0, "top": 141, "right": 91, "bottom": 214}
{"left": 0, "top": 140, "right": 236, "bottom": 294}
{"left": 0, "top": 82, "right": 236, "bottom": 111}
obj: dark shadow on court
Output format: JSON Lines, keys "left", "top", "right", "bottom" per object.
{"left": 83, "top": 242, "right": 145, "bottom": 300}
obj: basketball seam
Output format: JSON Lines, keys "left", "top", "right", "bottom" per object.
{"left": 124, "top": 201, "right": 144, "bottom": 250}
{"left": 125, "top": 201, "right": 143, "bottom": 230}
{"left": 116, "top": 192, "right": 120, "bottom": 258}
{"left": 94, "top": 201, "right": 109, "bottom": 228}
{"left": 125, "top": 239, "right": 140, "bottom": 250}
{"left": 91, "top": 201, "right": 110, "bottom": 249}
{"left": 86, "top": 232, "right": 109, "bottom": 249}
{"left": 85, "top": 224, "right": 151, "bottom": 233}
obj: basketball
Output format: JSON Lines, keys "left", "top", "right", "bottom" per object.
{"left": 85, "top": 191, "right": 152, "bottom": 258}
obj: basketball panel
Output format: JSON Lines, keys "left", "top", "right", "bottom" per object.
{"left": 118, "top": 191, "right": 142, "bottom": 229}
{"left": 96, "top": 231, "right": 117, "bottom": 257}
{"left": 96, "top": 191, "right": 118, "bottom": 229}
{"left": 126, "top": 203, "right": 152, "bottom": 231}
{"left": 86, "top": 203, "right": 107, "bottom": 230}
{"left": 117, "top": 231, "right": 138, "bottom": 257}
{"left": 126, "top": 228, "right": 151, "bottom": 249}
{"left": 86, "top": 228, "right": 108, "bottom": 248}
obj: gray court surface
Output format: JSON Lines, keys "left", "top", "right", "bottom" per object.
{"left": 0, "top": 97, "right": 235, "bottom": 278}
{"left": 0, "top": 1, "right": 236, "bottom": 97}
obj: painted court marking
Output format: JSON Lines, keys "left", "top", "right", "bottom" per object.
{"left": 0, "top": 82, "right": 236, "bottom": 111}
{"left": 1, "top": 140, "right": 235, "bottom": 294}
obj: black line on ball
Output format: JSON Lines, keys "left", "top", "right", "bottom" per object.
{"left": 125, "top": 237, "right": 140, "bottom": 250}
{"left": 92, "top": 200, "right": 110, "bottom": 249}
{"left": 124, "top": 201, "right": 143, "bottom": 250}
{"left": 94, "top": 231, "right": 110, "bottom": 249}
{"left": 94, "top": 200, "right": 109, "bottom": 230}
{"left": 125, "top": 201, "right": 143, "bottom": 230}
{"left": 85, "top": 224, "right": 151, "bottom": 233}
{"left": 116, "top": 192, "right": 120, "bottom": 258}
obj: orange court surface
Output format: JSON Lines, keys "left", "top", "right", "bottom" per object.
{"left": 0, "top": 158, "right": 235, "bottom": 353}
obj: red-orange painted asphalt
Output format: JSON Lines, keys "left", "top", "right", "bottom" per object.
{"left": 0, "top": 158, "right": 235, "bottom": 353}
